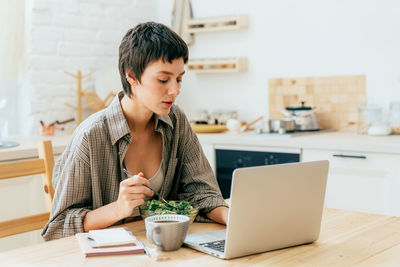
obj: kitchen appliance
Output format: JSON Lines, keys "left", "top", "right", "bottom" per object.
{"left": 282, "top": 102, "right": 319, "bottom": 131}
{"left": 215, "top": 147, "right": 300, "bottom": 198}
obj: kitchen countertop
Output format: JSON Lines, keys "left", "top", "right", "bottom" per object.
{"left": 197, "top": 131, "right": 400, "bottom": 154}
{"left": 1, "top": 131, "right": 400, "bottom": 162}
{"left": 0, "top": 134, "right": 72, "bottom": 162}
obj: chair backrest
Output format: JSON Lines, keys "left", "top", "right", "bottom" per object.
{"left": 0, "top": 140, "right": 54, "bottom": 238}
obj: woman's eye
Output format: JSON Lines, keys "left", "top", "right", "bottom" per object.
{"left": 177, "top": 79, "right": 182, "bottom": 83}
{"left": 159, "top": 79, "right": 168, "bottom": 84}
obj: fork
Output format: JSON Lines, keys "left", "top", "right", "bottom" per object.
{"left": 122, "top": 167, "right": 174, "bottom": 208}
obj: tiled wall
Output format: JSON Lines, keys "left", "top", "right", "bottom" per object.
{"left": 269, "top": 75, "right": 366, "bottom": 131}
{"left": 21, "top": 0, "right": 157, "bottom": 135}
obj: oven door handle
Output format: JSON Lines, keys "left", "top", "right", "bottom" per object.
{"left": 332, "top": 154, "right": 367, "bottom": 159}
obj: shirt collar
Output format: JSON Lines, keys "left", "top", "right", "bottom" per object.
{"left": 105, "top": 91, "right": 131, "bottom": 146}
{"left": 105, "top": 91, "right": 174, "bottom": 145}
{"left": 154, "top": 112, "right": 173, "bottom": 130}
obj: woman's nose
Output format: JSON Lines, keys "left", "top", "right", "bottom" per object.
{"left": 168, "top": 83, "right": 180, "bottom": 96}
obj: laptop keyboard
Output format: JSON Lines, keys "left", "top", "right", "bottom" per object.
{"left": 200, "top": 240, "right": 225, "bottom": 252}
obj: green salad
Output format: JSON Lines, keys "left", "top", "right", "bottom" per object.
{"left": 143, "top": 199, "right": 195, "bottom": 215}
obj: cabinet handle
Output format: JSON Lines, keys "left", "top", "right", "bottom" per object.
{"left": 332, "top": 154, "right": 367, "bottom": 159}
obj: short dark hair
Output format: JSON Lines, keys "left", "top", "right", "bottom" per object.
{"left": 118, "top": 22, "right": 189, "bottom": 96}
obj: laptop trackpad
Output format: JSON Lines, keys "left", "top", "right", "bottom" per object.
{"left": 185, "top": 229, "right": 227, "bottom": 244}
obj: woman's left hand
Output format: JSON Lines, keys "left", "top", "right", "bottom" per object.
{"left": 206, "top": 206, "right": 229, "bottom": 225}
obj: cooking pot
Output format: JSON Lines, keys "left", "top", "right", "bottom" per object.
{"left": 269, "top": 119, "right": 296, "bottom": 134}
{"left": 282, "top": 102, "right": 319, "bottom": 131}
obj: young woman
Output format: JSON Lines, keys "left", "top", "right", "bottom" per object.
{"left": 42, "top": 22, "right": 228, "bottom": 241}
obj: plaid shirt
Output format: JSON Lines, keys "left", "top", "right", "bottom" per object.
{"left": 42, "top": 92, "right": 227, "bottom": 241}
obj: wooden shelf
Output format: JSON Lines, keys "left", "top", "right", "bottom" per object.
{"left": 186, "top": 15, "right": 248, "bottom": 33}
{"left": 187, "top": 58, "right": 248, "bottom": 73}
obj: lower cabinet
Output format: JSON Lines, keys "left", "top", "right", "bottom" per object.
{"left": 200, "top": 143, "right": 216, "bottom": 174}
{"left": 302, "top": 148, "right": 400, "bottom": 216}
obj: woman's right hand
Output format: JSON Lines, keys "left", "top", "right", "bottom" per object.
{"left": 116, "top": 172, "right": 153, "bottom": 219}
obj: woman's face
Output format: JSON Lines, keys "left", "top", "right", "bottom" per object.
{"left": 129, "top": 58, "right": 185, "bottom": 116}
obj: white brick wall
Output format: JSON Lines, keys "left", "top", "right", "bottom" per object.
{"left": 21, "top": 0, "right": 158, "bottom": 135}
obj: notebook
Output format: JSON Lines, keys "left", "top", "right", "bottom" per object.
{"left": 88, "top": 228, "right": 137, "bottom": 247}
{"left": 75, "top": 228, "right": 145, "bottom": 257}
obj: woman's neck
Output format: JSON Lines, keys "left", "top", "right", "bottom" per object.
{"left": 120, "top": 95, "right": 154, "bottom": 133}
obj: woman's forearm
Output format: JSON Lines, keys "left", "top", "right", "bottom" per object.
{"left": 83, "top": 202, "right": 124, "bottom": 232}
{"left": 206, "top": 206, "right": 229, "bottom": 225}
{"left": 83, "top": 175, "right": 151, "bottom": 232}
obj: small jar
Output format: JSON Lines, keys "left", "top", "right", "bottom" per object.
{"left": 358, "top": 105, "right": 381, "bottom": 134}
{"left": 358, "top": 105, "right": 391, "bottom": 135}
{"left": 195, "top": 110, "right": 210, "bottom": 124}
{"left": 389, "top": 101, "right": 400, "bottom": 134}
{"left": 210, "top": 110, "right": 222, "bottom": 125}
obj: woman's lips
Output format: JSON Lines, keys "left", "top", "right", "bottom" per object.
{"left": 162, "top": 101, "right": 173, "bottom": 107}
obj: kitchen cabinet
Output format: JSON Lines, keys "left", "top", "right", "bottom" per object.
{"left": 200, "top": 143, "right": 216, "bottom": 174}
{"left": 302, "top": 148, "right": 400, "bottom": 216}
{"left": 197, "top": 131, "right": 400, "bottom": 216}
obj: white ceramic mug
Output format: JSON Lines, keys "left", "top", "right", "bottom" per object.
{"left": 145, "top": 214, "right": 190, "bottom": 251}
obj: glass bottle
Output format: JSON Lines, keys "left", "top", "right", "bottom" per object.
{"left": 389, "top": 102, "right": 400, "bottom": 134}
{"left": 358, "top": 105, "right": 381, "bottom": 134}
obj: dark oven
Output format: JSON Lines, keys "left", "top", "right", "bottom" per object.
{"left": 215, "top": 146, "right": 300, "bottom": 198}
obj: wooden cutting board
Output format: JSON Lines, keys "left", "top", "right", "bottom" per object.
{"left": 268, "top": 75, "right": 366, "bottom": 131}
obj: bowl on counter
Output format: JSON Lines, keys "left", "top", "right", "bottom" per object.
{"left": 191, "top": 123, "right": 227, "bottom": 133}
{"left": 139, "top": 200, "right": 199, "bottom": 224}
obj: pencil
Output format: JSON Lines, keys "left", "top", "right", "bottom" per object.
{"left": 139, "top": 241, "right": 150, "bottom": 257}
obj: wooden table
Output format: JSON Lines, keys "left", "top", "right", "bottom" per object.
{"left": 1, "top": 208, "right": 400, "bottom": 266}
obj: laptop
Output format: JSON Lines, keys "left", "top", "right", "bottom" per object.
{"left": 184, "top": 160, "right": 329, "bottom": 259}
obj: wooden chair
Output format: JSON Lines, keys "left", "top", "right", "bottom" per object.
{"left": 0, "top": 140, "right": 54, "bottom": 238}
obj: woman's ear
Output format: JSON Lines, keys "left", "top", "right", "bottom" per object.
{"left": 125, "top": 72, "right": 135, "bottom": 84}
{"left": 125, "top": 72, "right": 137, "bottom": 98}
{"left": 126, "top": 70, "right": 141, "bottom": 86}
